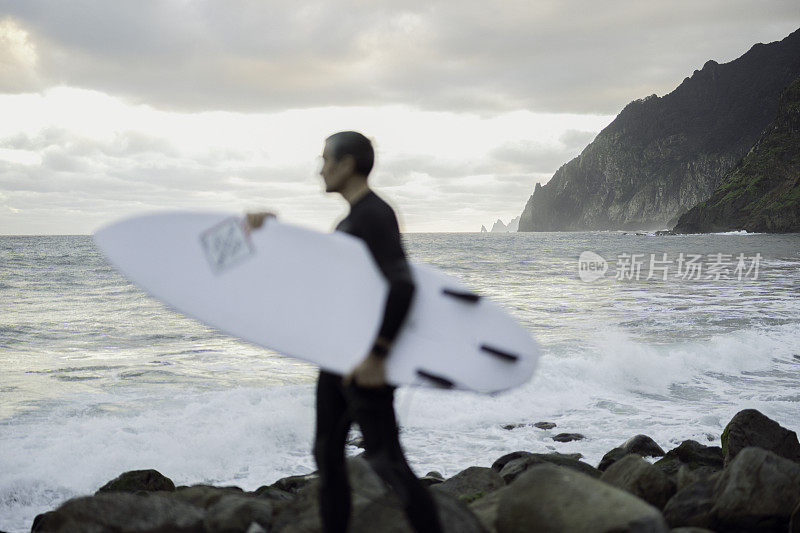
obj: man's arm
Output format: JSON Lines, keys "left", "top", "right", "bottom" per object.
{"left": 344, "top": 206, "right": 415, "bottom": 387}
{"left": 372, "top": 261, "right": 415, "bottom": 350}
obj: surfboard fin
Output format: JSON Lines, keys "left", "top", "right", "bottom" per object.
{"left": 441, "top": 288, "right": 481, "bottom": 303}
{"left": 480, "top": 344, "right": 519, "bottom": 363}
{"left": 416, "top": 370, "right": 455, "bottom": 389}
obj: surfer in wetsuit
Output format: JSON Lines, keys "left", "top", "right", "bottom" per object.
{"left": 248, "top": 131, "right": 442, "bottom": 533}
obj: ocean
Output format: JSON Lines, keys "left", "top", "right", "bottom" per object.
{"left": 1, "top": 231, "right": 799, "bottom": 532}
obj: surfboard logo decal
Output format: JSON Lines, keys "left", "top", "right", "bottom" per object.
{"left": 199, "top": 217, "right": 255, "bottom": 274}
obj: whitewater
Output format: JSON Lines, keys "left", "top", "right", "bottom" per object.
{"left": 2, "top": 231, "right": 799, "bottom": 532}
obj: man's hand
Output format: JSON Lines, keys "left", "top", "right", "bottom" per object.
{"left": 244, "top": 211, "right": 276, "bottom": 232}
{"left": 343, "top": 352, "right": 387, "bottom": 388}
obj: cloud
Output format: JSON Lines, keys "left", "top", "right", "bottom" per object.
{"left": 0, "top": 128, "right": 304, "bottom": 202}
{"left": 3, "top": 1, "right": 798, "bottom": 114}
{"left": 0, "top": 17, "right": 41, "bottom": 92}
{"left": 488, "top": 128, "right": 599, "bottom": 174}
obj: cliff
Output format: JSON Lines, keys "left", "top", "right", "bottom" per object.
{"left": 673, "top": 77, "right": 800, "bottom": 233}
{"left": 518, "top": 28, "right": 800, "bottom": 231}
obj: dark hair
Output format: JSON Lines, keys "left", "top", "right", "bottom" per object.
{"left": 325, "top": 131, "right": 374, "bottom": 177}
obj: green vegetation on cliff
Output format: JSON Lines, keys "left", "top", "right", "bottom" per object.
{"left": 674, "top": 77, "right": 800, "bottom": 233}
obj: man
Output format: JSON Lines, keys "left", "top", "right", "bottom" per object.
{"left": 248, "top": 131, "right": 442, "bottom": 533}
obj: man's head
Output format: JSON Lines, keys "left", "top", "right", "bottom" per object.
{"left": 320, "top": 131, "right": 374, "bottom": 193}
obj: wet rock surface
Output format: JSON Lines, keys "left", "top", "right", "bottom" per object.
{"left": 30, "top": 408, "right": 800, "bottom": 533}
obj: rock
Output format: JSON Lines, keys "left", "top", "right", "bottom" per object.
{"left": 653, "top": 440, "right": 722, "bottom": 477}
{"left": 350, "top": 490, "right": 486, "bottom": 533}
{"left": 204, "top": 494, "right": 274, "bottom": 533}
{"left": 495, "top": 452, "right": 600, "bottom": 483}
{"left": 552, "top": 433, "right": 584, "bottom": 442}
{"left": 419, "top": 471, "right": 445, "bottom": 487}
{"left": 491, "top": 219, "right": 508, "bottom": 233}
{"left": 433, "top": 466, "right": 505, "bottom": 502}
{"left": 598, "top": 434, "right": 666, "bottom": 471}
{"left": 469, "top": 490, "right": 504, "bottom": 533}
{"left": 662, "top": 477, "right": 717, "bottom": 529}
{"left": 171, "top": 484, "right": 246, "bottom": 509}
{"left": 30, "top": 513, "right": 58, "bottom": 532}
{"left": 624, "top": 435, "right": 666, "bottom": 457}
{"left": 271, "top": 472, "right": 318, "bottom": 494}
{"left": 556, "top": 452, "right": 583, "bottom": 460}
{"left": 598, "top": 448, "right": 629, "bottom": 472}
{"left": 710, "top": 446, "right": 800, "bottom": 532}
{"left": 491, "top": 451, "right": 531, "bottom": 472}
{"left": 600, "top": 454, "right": 676, "bottom": 509}
{"left": 272, "top": 456, "right": 386, "bottom": 533}
{"left": 721, "top": 408, "right": 800, "bottom": 465}
{"left": 31, "top": 492, "right": 204, "bottom": 533}
{"left": 269, "top": 484, "right": 320, "bottom": 533}
{"left": 251, "top": 485, "right": 295, "bottom": 502}
{"left": 674, "top": 464, "right": 718, "bottom": 492}
{"left": 669, "top": 528, "right": 716, "bottom": 533}
{"left": 95, "top": 469, "right": 175, "bottom": 494}
{"left": 534, "top": 421, "right": 556, "bottom": 429}
{"left": 494, "top": 464, "right": 669, "bottom": 532}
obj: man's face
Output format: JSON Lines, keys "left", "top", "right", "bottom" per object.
{"left": 319, "top": 143, "right": 352, "bottom": 193}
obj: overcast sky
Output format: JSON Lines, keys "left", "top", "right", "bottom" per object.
{"left": 1, "top": 1, "right": 798, "bottom": 234}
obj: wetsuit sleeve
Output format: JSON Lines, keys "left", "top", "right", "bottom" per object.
{"left": 360, "top": 209, "right": 415, "bottom": 349}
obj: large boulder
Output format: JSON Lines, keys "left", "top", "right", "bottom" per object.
{"left": 600, "top": 454, "right": 675, "bottom": 509}
{"left": 350, "top": 490, "right": 486, "bottom": 533}
{"left": 31, "top": 492, "right": 204, "bottom": 533}
{"left": 494, "top": 464, "right": 669, "bottom": 533}
{"left": 271, "top": 456, "right": 387, "bottom": 533}
{"left": 674, "top": 464, "right": 719, "bottom": 492}
{"left": 433, "top": 466, "right": 505, "bottom": 502}
{"left": 203, "top": 494, "right": 274, "bottom": 533}
{"left": 491, "top": 452, "right": 530, "bottom": 472}
{"left": 492, "top": 452, "right": 600, "bottom": 483}
{"left": 251, "top": 485, "right": 295, "bottom": 503}
{"left": 653, "top": 441, "right": 722, "bottom": 478}
{"left": 469, "top": 490, "right": 505, "bottom": 533}
{"left": 598, "top": 435, "right": 666, "bottom": 471}
{"left": 270, "top": 472, "right": 319, "bottom": 494}
{"left": 710, "top": 446, "right": 800, "bottom": 532}
{"left": 662, "top": 476, "right": 718, "bottom": 529}
{"left": 721, "top": 408, "right": 800, "bottom": 465}
{"left": 171, "top": 484, "right": 246, "bottom": 509}
{"left": 95, "top": 469, "right": 176, "bottom": 494}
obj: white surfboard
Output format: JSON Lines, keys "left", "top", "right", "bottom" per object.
{"left": 93, "top": 212, "right": 539, "bottom": 393}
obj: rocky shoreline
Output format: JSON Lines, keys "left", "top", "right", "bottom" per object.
{"left": 26, "top": 408, "right": 800, "bottom": 533}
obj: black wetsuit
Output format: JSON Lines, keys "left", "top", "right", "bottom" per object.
{"left": 313, "top": 190, "right": 442, "bottom": 533}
